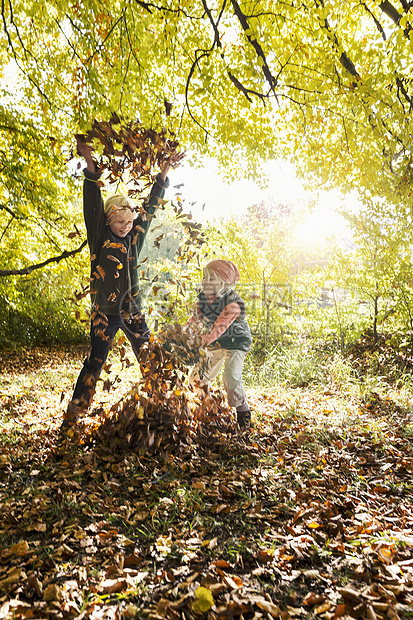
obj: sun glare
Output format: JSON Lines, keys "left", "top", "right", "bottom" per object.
{"left": 295, "top": 206, "right": 346, "bottom": 246}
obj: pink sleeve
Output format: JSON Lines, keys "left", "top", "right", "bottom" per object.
{"left": 202, "top": 302, "right": 241, "bottom": 346}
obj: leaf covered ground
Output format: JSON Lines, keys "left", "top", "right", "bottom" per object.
{"left": 0, "top": 344, "right": 413, "bottom": 620}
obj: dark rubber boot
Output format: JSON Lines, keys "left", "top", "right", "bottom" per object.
{"left": 58, "top": 401, "right": 83, "bottom": 434}
{"left": 237, "top": 409, "right": 251, "bottom": 430}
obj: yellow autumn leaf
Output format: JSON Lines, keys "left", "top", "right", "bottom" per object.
{"left": 378, "top": 546, "right": 396, "bottom": 564}
{"left": 307, "top": 520, "right": 322, "bottom": 529}
{"left": 192, "top": 480, "right": 205, "bottom": 490}
{"left": 192, "top": 586, "right": 214, "bottom": 613}
{"left": 315, "top": 602, "right": 331, "bottom": 614}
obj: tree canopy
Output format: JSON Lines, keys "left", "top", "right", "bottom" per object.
{"left": 1, "top": 0, "right": 413, "bottom": 276}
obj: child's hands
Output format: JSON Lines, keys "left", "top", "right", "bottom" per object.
{"left": 75, "top": 135, "right": 92, "bottom": 157}
{"left": 170, "top": 150, "right": 186, "bottom": 167}
{"left": 75, "top": 135, "right": 95, "bottom": 172}
{"left": 160, "top": 151, "right": 186, "bottom": 180}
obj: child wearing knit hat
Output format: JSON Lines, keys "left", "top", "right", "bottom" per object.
{"left": 187, "top": 259, "right": 252, "bottom": 429}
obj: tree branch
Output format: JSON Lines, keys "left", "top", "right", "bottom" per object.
{"left": 227, "top": 70, "right": 267, "bottom": 102}
{"left": 1, "top": 0, "right": 60, "bottom": 110}
{"left": 134, "top": 0, "right": 198, "bottom": 19}
{"left": 201, "top": 0, "right": 271, "bottom": 103}
{"left": 0, "top": 203, "right": 19, "bottom": 218}
{"left": 185, "top": 49, "right": 215, "bottom": 138}
{"left": 361, "top": 1, "right": 387, "bottom": 40}
{"left": 379, "top": 0, "right": 412, "bottom": 35}
{"left": 85, "top": 11, "right": 126, "bottom": 66}
{"left": 315, "top": 0, "right": 360, "bottom": 79}
{"left": 0, "top": 241, "right": 87, "bottom": 277}
{"left": 201, "top": 0, "right": 225, "bottom": 48}
{"left": 230, "top": 0, "right": 277, "bottom": 93}
{"left": 396, "top": 76, "right": 413, "bottom": 112}
{"left": 54, "top": 17, "right": 83, "bottom": 62}
{"left": 0, "top": 216, "right": 13, "bottom": 243}
{"left": 182, "top": 1, "right": 224, "bottom": 139}
{"left": 379, "top": 0, "right": 402, "bottom": 24}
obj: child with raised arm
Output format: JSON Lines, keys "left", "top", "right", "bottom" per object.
{"left": 62, "top": 137, "right": 172, "bottom": 430}
{"left": 187, "top": 259, "right": 252, "bottom": 429}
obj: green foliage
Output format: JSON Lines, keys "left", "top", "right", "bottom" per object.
{"left": 244, "top": 342, "right": 325, "bottom": 388}
{"left": 1, "top": 0, "right": 413, "bottom": 207}
{"left": 292, "top": 297, "right": 370, "bottom": 352}
{"left": 2, "top": 0, "right": 413, "bottom": 350}
{"left": 0, "top": 87, "right": 80, "bottom": 273}
{"left": 0, "top": 262, "right": 89, "bottom": 348}
{"left": 326, "top": 209, "right": 413, "bottom": 341}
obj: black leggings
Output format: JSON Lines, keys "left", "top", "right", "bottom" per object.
{"left": 71, "top": 313, "right": 150, "bottom": 409}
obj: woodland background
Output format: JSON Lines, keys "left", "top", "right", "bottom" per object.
{"left": 1, "top": 1, "right": 413, "bottom": 619}
{"left": 1, "top": 0, "right": 413, "bottom": 360}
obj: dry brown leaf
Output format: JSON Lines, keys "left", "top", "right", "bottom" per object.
{"left": 43, "top": 583, "right": 62, "bottom": 602}
{"left": 9, "top": 541, "right": 29, "bottom": 555}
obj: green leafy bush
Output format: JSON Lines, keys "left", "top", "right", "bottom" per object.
{"left": 0, "top": 267, "right": 88, "bottom": 348}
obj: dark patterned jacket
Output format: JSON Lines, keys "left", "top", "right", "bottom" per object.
{"left": 83, "top": 168, "right": 168, "bottom": 316}
{"left": 198, "top": 289, "right": 252, "bottom": 352}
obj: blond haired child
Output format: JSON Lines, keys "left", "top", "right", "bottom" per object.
{"left": 187, "top": 259, "right": 252, "bottom": 429}
{"left": 62, "top": 138, "right": 172, "bottom": 429}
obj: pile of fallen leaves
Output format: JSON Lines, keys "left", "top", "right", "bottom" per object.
{"left": 1, "top": 346, "right": 413, "bottom": 620}
{"left": 156, "top": 322, "right": 207, "bottom": 368}
{"left": 83, "top": 334, "right": 235, "bottom": 458}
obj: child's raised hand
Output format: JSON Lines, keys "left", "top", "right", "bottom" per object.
{"left": 75, "top": 135, "right": 93, "bottom": 159}
{"left": 75, "top": 135, "right": 96, "bottom": 172}
{"left": 169, "top": 150, "right": 186, "bottom": 168}
{"left": 160, "top": 151, "right": 186, "bottom": 180}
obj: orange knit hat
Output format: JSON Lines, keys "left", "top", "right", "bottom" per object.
{"left": 205, "top": 259, "right": 240, "bottom": 285}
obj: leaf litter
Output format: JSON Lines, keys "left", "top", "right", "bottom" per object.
{"left": 0, "top": 342, "right": 413, "bottom": 620}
